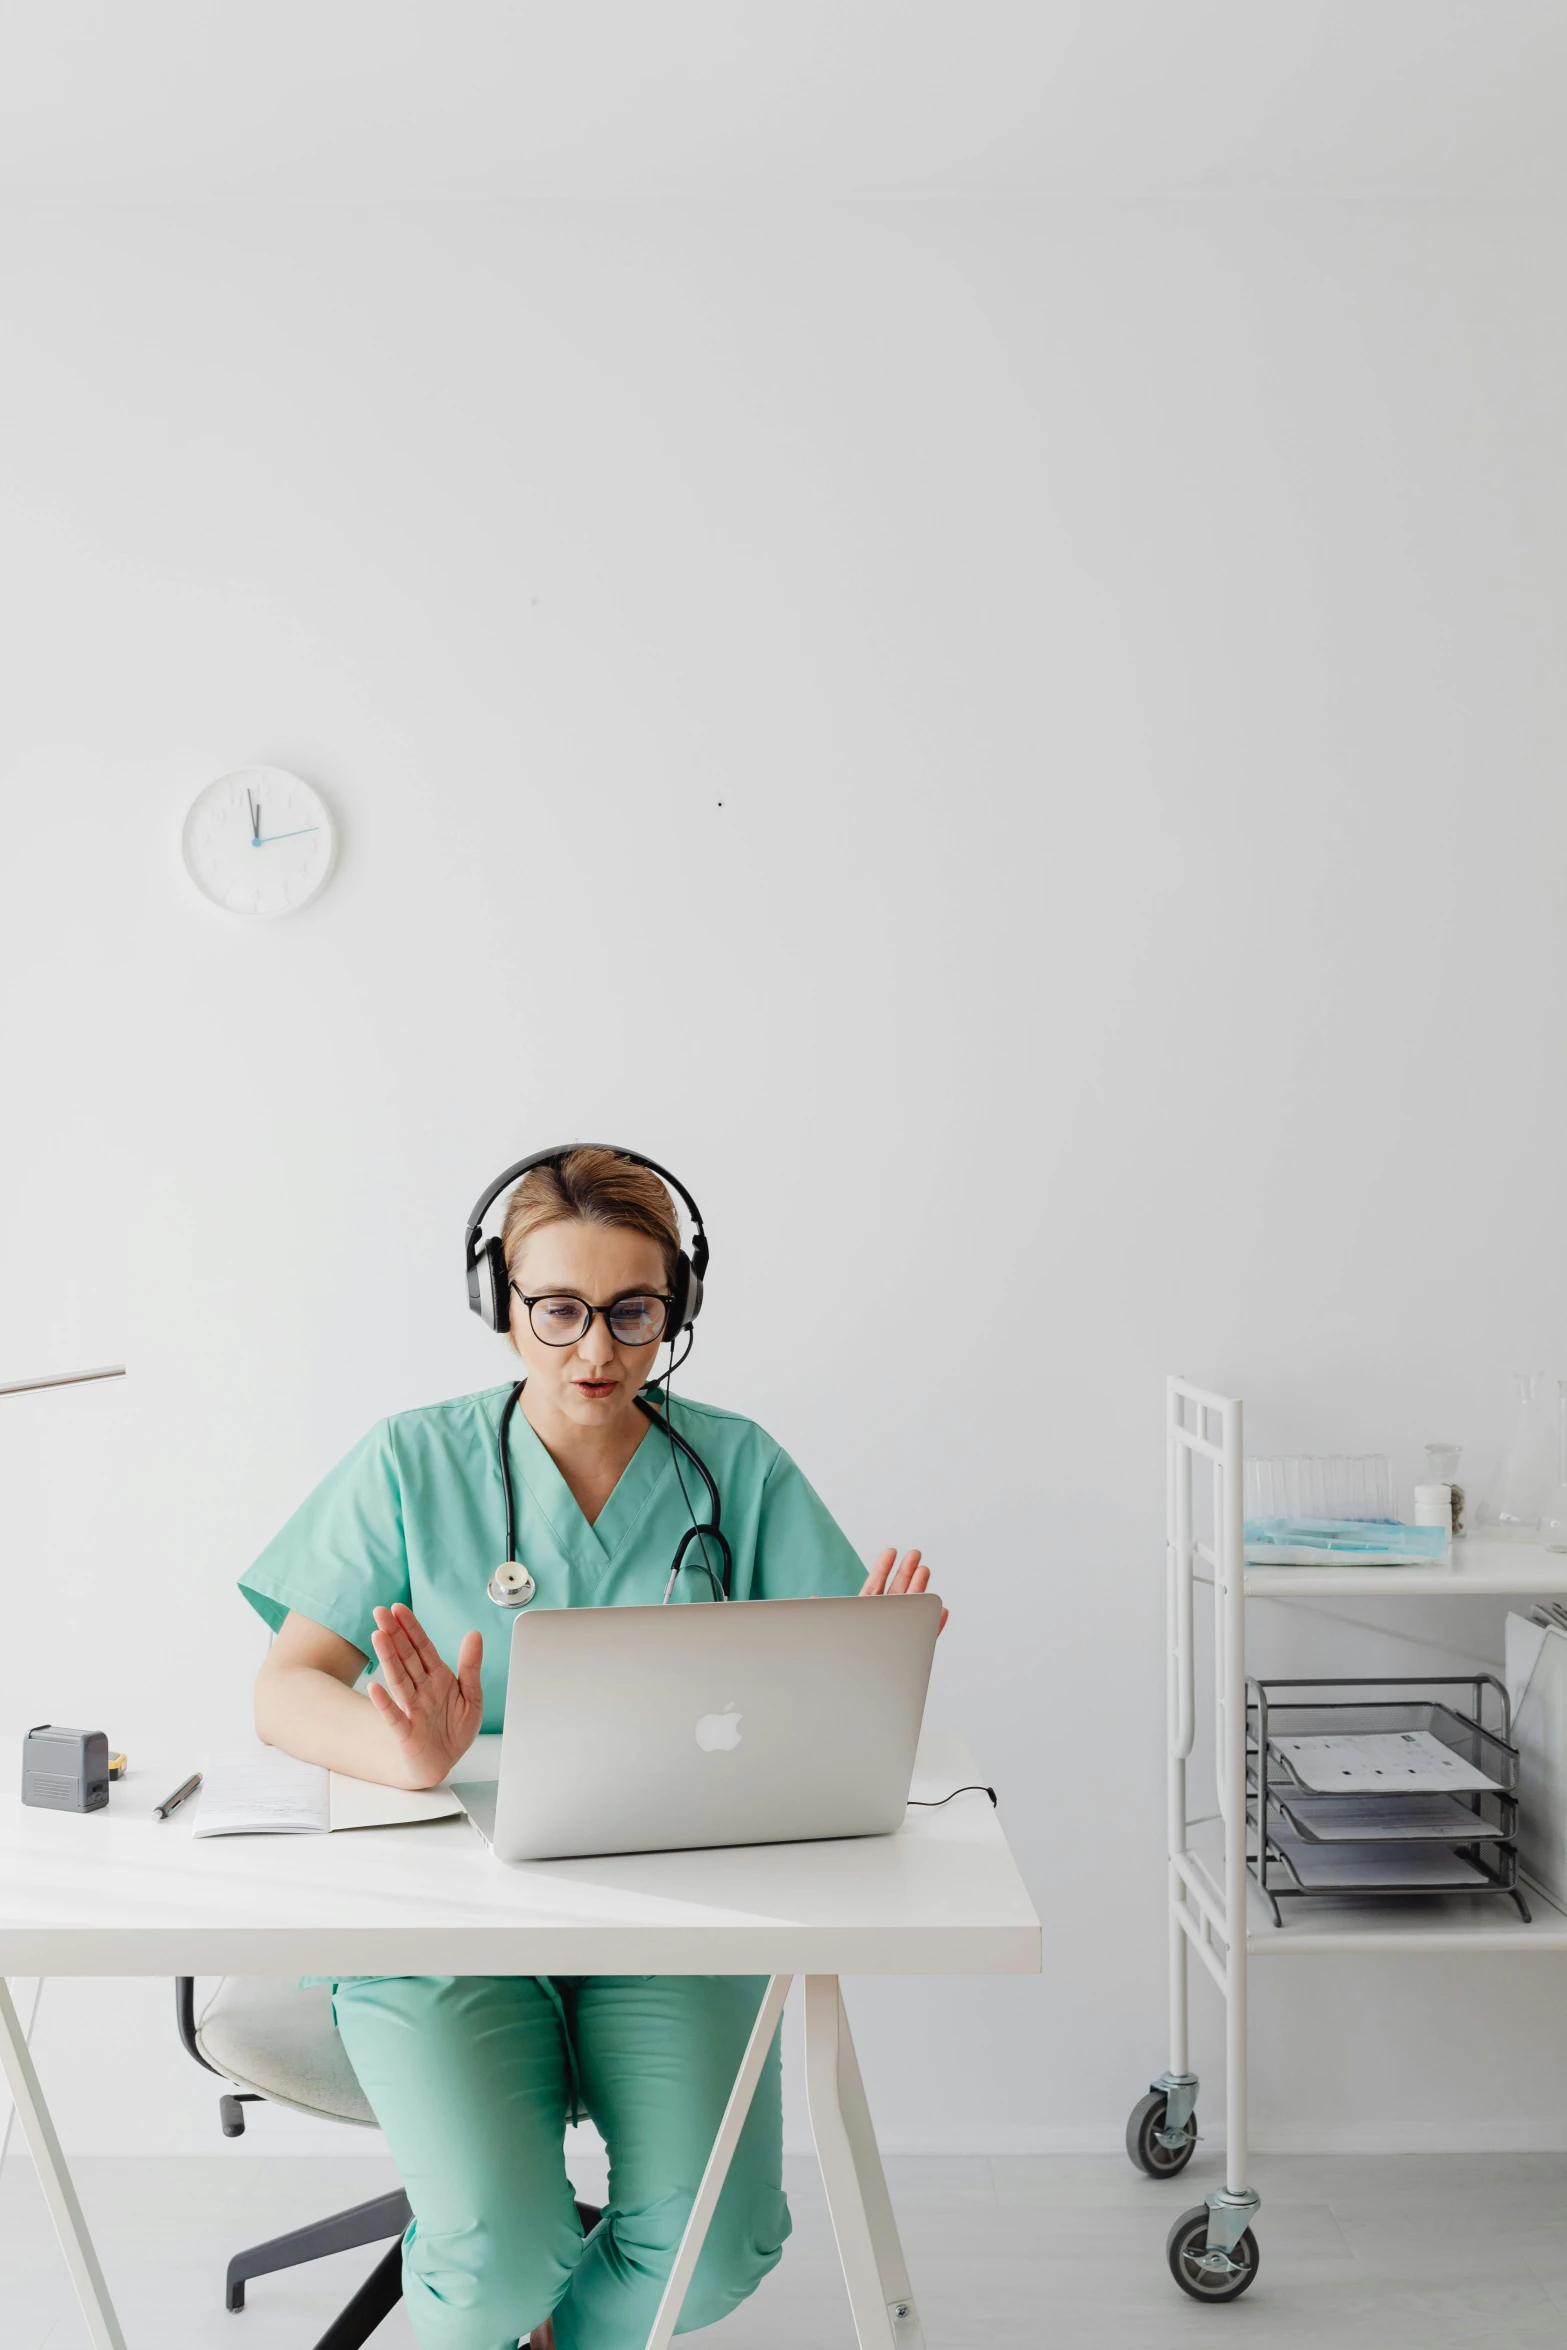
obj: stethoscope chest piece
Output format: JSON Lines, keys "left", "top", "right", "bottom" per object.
{"left": 488, "top": 1561, "right": 536, "bottom": 1609}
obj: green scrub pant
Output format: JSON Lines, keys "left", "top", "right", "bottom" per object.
{"left": 330, "top": 1974, "right": 789, "bottom": 2350}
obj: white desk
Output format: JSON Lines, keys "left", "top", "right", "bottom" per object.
{"left": 0, "top": 1730, "right": 1039, "bottom": 2350}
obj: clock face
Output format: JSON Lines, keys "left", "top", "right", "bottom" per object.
{"left": 181, "top": 769, "right": 337, "bottom": 917}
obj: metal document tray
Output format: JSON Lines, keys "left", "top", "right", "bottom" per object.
{"left": 1261, "top": 1833, "right": 1509, "bottom": 1894}
{"left": 1243, "top": 1675, "right": 1526, "bottom": 1926}
{"left": 1249, "top": 1692, "right": 1519, "bottom": 1796}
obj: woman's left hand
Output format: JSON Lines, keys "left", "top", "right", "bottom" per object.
{"left": 861, "top": 1547, "right": 947, "bottom": 1633}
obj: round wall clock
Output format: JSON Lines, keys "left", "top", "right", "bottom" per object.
{"left": 181, "top": 768, "right": 337, "bottom": 917}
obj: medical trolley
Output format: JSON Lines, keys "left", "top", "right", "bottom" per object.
{"left": 1132, "top": 1375, "right": 1567, "bottom": 2304}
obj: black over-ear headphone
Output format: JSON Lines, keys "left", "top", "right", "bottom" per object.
{"left": 463, "top": 1143, "right": 709, "bottom": 1338}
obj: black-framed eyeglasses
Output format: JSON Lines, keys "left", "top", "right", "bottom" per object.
{"left": 510, "top": 1285, "right": 672, "bottom": 1347}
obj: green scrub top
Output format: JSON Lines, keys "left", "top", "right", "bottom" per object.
{"left": 239, "top": 1384, "right": 866, "bottom": 1726}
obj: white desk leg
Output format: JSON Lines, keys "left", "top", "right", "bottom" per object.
{"left": 804, "top": 1974, "right": 922, "bottom": 2350}
{"left": 642, "top": 1971, "right": 792, "bottom": 2350}
{"left": 0, "top": 1978, "right": 127, "bottom": 2350}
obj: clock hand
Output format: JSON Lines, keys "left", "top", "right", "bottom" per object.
{"left": 252, "top": 825, "right": 320, "bottom": 846}
{"left": 246, "top": 788, "right": 260, "bottom": 844}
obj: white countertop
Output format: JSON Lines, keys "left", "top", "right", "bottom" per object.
{"left": 0, "top": 1730, "right": 1041, "bottom": 1978}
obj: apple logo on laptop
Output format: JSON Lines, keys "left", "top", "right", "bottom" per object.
{"left": 695, "top": 1702, "right": 742, "bottom": 1753}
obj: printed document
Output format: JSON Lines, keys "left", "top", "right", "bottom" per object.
{"left": 1274, "top": 1789, "right": 1494, "bottom": 1841}
{"left": 1268, "top": 1731, "right": 1501, "bottom": 1795}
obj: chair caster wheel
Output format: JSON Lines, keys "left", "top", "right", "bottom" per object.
{"left": 1126, "top": 2087, "right": 1196, "bottom": 2176}
{"left": 1167, "top": 2204, "right": 1260, "bottom": 2301}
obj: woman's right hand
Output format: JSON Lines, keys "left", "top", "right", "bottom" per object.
{"left": 861, "top": 1547, "right": 948, "bottom": 1633}
{"left": 367, "top": 1603, "right": 485, "bottom": 1788}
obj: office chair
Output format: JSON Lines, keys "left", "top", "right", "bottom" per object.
{"left": 176, "top": 1977, "right": 601, "bottom": 2349}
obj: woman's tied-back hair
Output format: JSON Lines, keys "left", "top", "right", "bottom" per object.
{"left": 500, "top": 1146, "right": 681, "bottom": 1292}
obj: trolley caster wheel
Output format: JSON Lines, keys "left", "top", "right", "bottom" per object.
{"left": 1126, "top": 2089, "right": 1196, "bottom": 2177}
{"left": 1166, "top": 2204, "right": 1260, "bottom": 2303}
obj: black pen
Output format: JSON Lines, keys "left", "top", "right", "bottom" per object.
{"left": 155, "top": 1772, "right": 202, "bottom": 1820}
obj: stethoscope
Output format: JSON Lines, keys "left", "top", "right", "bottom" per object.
{"left": 488, "top": 1378, "right": 732, "bottom": 1610}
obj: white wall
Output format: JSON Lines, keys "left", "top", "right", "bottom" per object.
{"left": 4, "top": 195, "right": 1567, "bottom": 2157}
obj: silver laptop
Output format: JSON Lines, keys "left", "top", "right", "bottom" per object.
{"left": 452, "top": 1593, "right": 941, "bottom": 1862}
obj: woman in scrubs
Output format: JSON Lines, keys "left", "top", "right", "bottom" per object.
{"left": 242, "top": 1145, "right": 937, "bottom": 2350}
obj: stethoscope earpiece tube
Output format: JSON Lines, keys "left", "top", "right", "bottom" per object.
{"left": 491, "top": 1379, "right": 730, "bottom": 1608}
{"left": 635, "top": 1389, "right": 731, "bottom": 1603}
{"left": 666, "top": 1521, "right": 732, "bottom": 1605}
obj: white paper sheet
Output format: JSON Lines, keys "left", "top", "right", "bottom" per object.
{"left": 1271, "top": 1836, "right": 1492, "bottom": 1890}
{"left": 328, "top": 1775, "right": 463, "bottom": 1832}
{"left": 192, "top": 1745, "right": 464, "bottom": 1837}
{"left": 1274, "top": 1790, "right": 1496, "bottom": 1841}
{"left": 193, "top": 1748, "right": 329, "bottom": 1836}
{"left": 1269, "top": 1730, "right": 1501, "bottom": 1794}
{"left": 1507, "top": 1610, "right": 1567, "bottom": 1910}
{"left": 1507, "top": 1611, "right": 1551, "bottom": 1717}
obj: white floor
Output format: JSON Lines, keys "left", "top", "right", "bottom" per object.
{"left": 10, "top": 2145, "right": 1567, "bottom": 2348}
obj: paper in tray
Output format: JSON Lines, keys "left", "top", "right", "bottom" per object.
{"left": 1268, "top": 1730, "right": 1502, "bottom": 1794}
{"left": 1269, "top": 1836, "right": 1495, "bottom": 1892}
{"left": 1273, "top": 1789, "right": 1502, "bottom": 1843}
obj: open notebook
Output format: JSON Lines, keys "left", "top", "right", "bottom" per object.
{"left": 192, "top": 1743, "right": 466, "bottom": 1837}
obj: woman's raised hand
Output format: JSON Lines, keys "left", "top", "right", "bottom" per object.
{"left": 861, "top": 1547, "right": 948, "bottom": 1633}
{"left": 367, "top": 1604, "right": 485, "bottom": 1787}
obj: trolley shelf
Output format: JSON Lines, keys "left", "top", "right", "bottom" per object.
{"left": 1181, "top": 1835, "right": 1567, "bottom": 1955}
{"left": 1245, "top": 1535, "right": 1567, "bottom": 1600}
